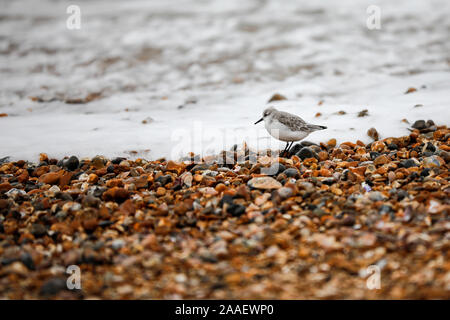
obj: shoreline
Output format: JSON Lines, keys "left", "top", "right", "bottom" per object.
{"left": 0, "top": 124, "right": 449, "bottom": 299}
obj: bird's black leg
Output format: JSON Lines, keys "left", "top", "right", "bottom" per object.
{"left": 286, "top": 141, "right": 294, "bottom": 155}
{"left": 280, "top": 142, "right": 289, "bottom": 157}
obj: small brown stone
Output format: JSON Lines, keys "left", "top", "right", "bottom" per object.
{"left": 17, "top": 170, "right": 29, "bottom": 183}
{"left": 59, "top": 171, "right": 73, "bottom": 187}
{"left": 82, "top": 218, "right": 98, "bottom": 231}
{"left": 405, "top": 87, "right": 417, "bottom": 94}
{"left": 318, "top": 168, "right": 332, "bottom": 177}
{"left": 0, "top": 199, "right": 10, "bottom": 210}
{"left": 50, "top": 222, "right": 73, "bottom": 235}
{"left": 327, "top": 138, "right": 337, "bottom": 148}
{"left": 87, "top": 174, "right": 99, "bottom": 184}
{"left": 367, "top": 127, "right": 379, "bottom": 141}
{"left": 268, "top": 93, "right": 287, "bottom": 102}
{"left": 166, "top": 160, "right": 186, "bottom": 174}
{"left": 371, "top": 141, "right": 386, "bottom": 152}
{"left": 374, "top": 154, "right": 389, "bottom": 166}
{"left": 248, "top": 177, "right": 282, "bottom": 190}
{"left": 119, "top": 199, "right": 136, "bottom": 215}
{"left": 318, "top": 151, "right": 329, "bottom": 161}
{"left": 34, "top": 166, "right": 49, "bottom": 177}
{"left": 106, "top": 178, "right": 124, "bottom": 188}
{"left": 102, "top": 187, "right": 130, "bottom": 202}
{"left": 156, "top": 187, "right": 166, "bottom": 196}
{"left": 39, "top": 153, "right": 49, "bottom": 162}
{"left": 0, "top": 182, "right": 12, "bottom": 192}
{"left": 39, "top": 171, "right": 61, "bottom": 185}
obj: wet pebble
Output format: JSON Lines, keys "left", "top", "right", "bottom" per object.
{"left": 296, "top": 147, "right": 318, "bottom": 160}
{"left": 283, "top": 168, "right": 300, "bottom": 178}
{"left": 63, "top": 156, "right": 79, "bottom": 171}
{"left": 247, "top": 177, "right": 282, "bottom": 190}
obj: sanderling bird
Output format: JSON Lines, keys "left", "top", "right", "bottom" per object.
{"left": 254, "top": 106, "right": 327, "bottom": 155}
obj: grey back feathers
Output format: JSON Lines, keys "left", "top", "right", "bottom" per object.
{"left": 263, "top": 107, "right": 327, "bottom": 133}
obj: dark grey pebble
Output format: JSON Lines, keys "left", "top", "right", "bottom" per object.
{"left": 425, "top": 142, "right": 436, "bottom": 152}
{"left": 300, "top": 141, "right": 319, "bottom": 147}
{"left": 20, "top": 252, "right": 35, "bottom": 270}
{"left": 89, "top": 186, "right": 106, "bottom": 198}
{"left": 55, "top": 192, "right": 73, "bottom": 201}
{"left": 283, "top": 168, "right": 300, "bottom": 178}
{"left": 155, "top": 174, "right": 173, "bottom": 186}
{"left": 420, "top": 168, "right": 431, "bottom": 177}
{"left": 322, "top": 177, "right": 336, "bottom": 185}
{"left": 341, "top": 215, "right": 355, "bottom": 226}
{"left": 63, "top": 156, "right": 79, "bottom": 171}
{"left": 0, "top": 156, "right": 10, "bottom": 164}
{"left": 265, "top": 163, "right": 285, "bottom": 176}
{"left": 39, "top": 278, "right": 68, "bottom": 297}
{"left": 296, "top": 147, "right": 318, "bottom": 160}
{"left": 379, "top": 204, "right": 393, "bottom": 214}
{"left": 98, "top": 220, "right": 114, "bottom": 228}
{"left": 190, "top": 163, "right": 211, "bottom": 172}
{"left": 82, "top": 194, "right": 101, "bottom": 208}
{"left": 30, "top": 223, "right": 47, "bottom": 237}
{"left": 370, "top": 151, "right": 381, "bottom": 160}
{"left": 288, "top": 143, "right": 303, "bottom": 156}
{"left": 397, "top": 190, "right": 409, "bottom": 201}
{"left": 387, "top": 143, "right": 398, "bottom": 150}
{"left": 400, "top": 159, "right": 418, "bottom": 168}
{"left": 112, "top": 157, "right": 126, "bottom": 164}
{"left": 227, "top": 203, "right": 246, "bottom": 216}
{"left": 412, "top": 120, "right": 426, "bottom": 130}
{"left": 219, "top": 194, "right": 234, "bottom": 207}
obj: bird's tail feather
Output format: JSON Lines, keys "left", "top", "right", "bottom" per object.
{"left": 307, "top": 124, "right": 327, "bottom": 131}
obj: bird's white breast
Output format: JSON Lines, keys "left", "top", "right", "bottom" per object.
{"left": 264, "top": 118, "right": 308, "bottom": 142}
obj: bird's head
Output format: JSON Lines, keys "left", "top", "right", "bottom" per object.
{"left": 254, "top": 106, "right": 276, "bottom": 124}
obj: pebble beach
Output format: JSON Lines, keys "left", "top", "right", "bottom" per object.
{"left": 0, "top": 121, "right": 449, "bottom": 299}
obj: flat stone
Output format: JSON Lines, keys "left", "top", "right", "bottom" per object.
{"left": 247, "top": 177, "right": 282, "bottom": 190}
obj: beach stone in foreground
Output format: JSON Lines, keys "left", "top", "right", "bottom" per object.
{"left": 247, "top": 177, "right": 282, "bottom": 189}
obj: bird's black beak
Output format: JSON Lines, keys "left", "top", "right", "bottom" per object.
{"left": 254, "top": 118, "right": 263, "bottom": 125}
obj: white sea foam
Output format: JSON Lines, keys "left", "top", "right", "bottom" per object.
{"left": 0, "top": 0, "right": 449, "bottom": 161}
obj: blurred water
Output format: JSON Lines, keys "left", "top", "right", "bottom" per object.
{"left": 0, "top": 0, "right": 449, "bottom": 160}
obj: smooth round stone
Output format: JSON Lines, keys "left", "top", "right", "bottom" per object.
{"left": 423, "top": 155, "right": 442, "bottom": 168}
{"left": 387, "top": 143, "right": 398, "bottom": 150}
{"left": 247, "top": 177, "right": 282, "bottom": 190}
{"left": 288, "top": 143, "right": 303, "bottom": 156}
{"left": 283, "top": 168, "right": 300, "bottom": 178}
{"left": 263, "top": 163, "right": 286, "bottom": 176}
{"left": 91, "top": 156, "right": 107, "bottom": 169}
{"left": 30, "top": 223, "right": 47, "bottom": 237}
{"left": 190, "top": 164, "right": 211, "bottom": 172}
{"left": 400, "top": 159, "right": 418, "bottom": 168}
{"left": 63, "top": 156, "right": 79, "bottom": 171}
{"left": 82, "top": 194, "right": 101, "bottom": 208}
{"left": 278, "top": 187, "right": 293, "bottom": 199}
{"left": 227, "top": 203, "right": 246, "bottom": 216}
{"left": 425, "top": 142, "right": 436, "bottom": 152}
{"left": 111, "top": 239, "right": 125, "bottom": 250}
{"left": 412, "top": 120, "right": 426, "bottom": 130}
{"left": 296, "top": 147, "right": 318, "bottom": 160}
{"left": 155, "top": 174, "right": 173, "bottom": 186}
{"left": 368, "top": 191, "right": 385, "bottom": 201}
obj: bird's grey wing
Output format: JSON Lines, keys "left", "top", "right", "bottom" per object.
{"left": 276, "top": 112, "right": 309, "bottom": 131}
{"left": 305, "top": 123, "right": 327, "bottom": 131}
